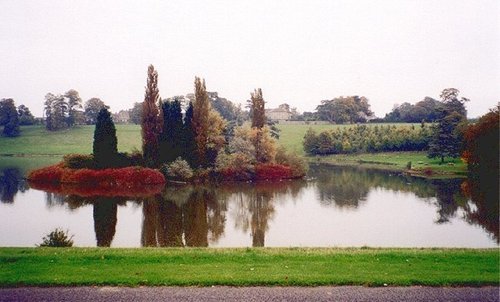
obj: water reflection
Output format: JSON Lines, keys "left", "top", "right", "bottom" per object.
{"left": 1, "top": 164, "right": 497, "bottom": 247}
{"left": 0, "top": 167, "right": 27, "bottom": 203}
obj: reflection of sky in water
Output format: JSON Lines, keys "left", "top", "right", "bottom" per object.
{"left": 0, "top": 165, "right": 497, "bottom": 248}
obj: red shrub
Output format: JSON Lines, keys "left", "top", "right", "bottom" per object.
{"left": 29, "top": 181, "right": 163, "bottom": 198}
{"left": 27, "top": 164, "right": 66, "bottom": 183}
{"left": 255, "top": 163, "right": 294, "bottom": 181}
{"left": 28, "top": 165, "right": 165, "bottom": 187}
{"left": 218, "top": 167, "right": 255, "bottom": 182}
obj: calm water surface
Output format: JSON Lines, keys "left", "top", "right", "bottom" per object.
{"left": 0, "top": 161, "right": 498, "bottom": 248}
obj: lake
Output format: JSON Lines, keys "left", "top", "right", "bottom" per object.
{"left": 0, "top": 159, "right": 498, "bottom": 248}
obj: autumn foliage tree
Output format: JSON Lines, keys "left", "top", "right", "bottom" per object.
{"left": 249, "top": 88, "right": 276, "bottom": 163}
{"left": 463, "top": 106, "right": 499, "bottom": 176}
{"left": 191, "top": 77, "right": 225, "bottom": 167}
{"left": 142, "top": 65, "right": 162, "bottom": 167}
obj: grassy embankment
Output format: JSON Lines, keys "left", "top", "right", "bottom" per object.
{"left": 0, "top": 248, "right": 497, "bottom": 287}
{"left": 0, "top": 124, "right": 466, "bottom": 175}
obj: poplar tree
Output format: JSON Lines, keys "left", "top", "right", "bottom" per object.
{"left": 142, "top": 65, "right": 162, "bottom": 167}
{"left": 192, "top": 77, "right": 211, "bottom": 167}
{"left": 250, "top": 88, "right": 265, "bottom": 129}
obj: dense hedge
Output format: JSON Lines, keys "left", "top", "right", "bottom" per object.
{"left": 303, "top": 124, "right": 432, "bottom": 155}
{"left": 28, "top": 164, "right": 165, "bottom": 187}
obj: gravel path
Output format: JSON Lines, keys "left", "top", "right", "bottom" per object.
{"left": 0, "top": 286, "right": 498, "bottom": 302}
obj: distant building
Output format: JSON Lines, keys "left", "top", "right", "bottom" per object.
{"left": 265, "top": 103, "right": 296, "bottom": 122}
{"left": 113, "top": 110, "right": 130, "bottom": 124}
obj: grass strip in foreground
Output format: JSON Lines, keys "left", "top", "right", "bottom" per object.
{"left": 0, "top": 248, "right": 498, "bottom": 287}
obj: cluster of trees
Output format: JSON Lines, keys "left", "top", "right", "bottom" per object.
{"left": 314, "top": 96, "right": 373, "bottom": 124}
{"left": 138, "top": 65, "right": 303, "bottom": 180}
{"left": 44, "top": 90, "right": 109, "bottom": 131}
{"left": 384, "top": 97, "right": 442, "bottom": 123}
{"left": 303, "top": 88, "right": 474, "bottom": 163}
{"left": 303, "top": 124, "right": 431, "bottom": 155}
{"left": 0, "top": 98, "right": 36, "bottom": 137}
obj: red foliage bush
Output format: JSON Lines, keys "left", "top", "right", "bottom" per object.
{"left": 254, "top": 163, "right": 294, "bottom": 181}
{"left": 29, "top": 181, "right": 163, "bottom": 198}
{"left": 218, "top": 167, "right": 255, "bottom": 182}
{"left": 27, "top": 164, "right": 65, "bottom": 183}
{"left": 28, "top": 165, "right": 166, "bottom": 187}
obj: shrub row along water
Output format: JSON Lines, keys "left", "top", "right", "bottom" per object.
{"left": 303, "top": 124, "right": 432, "bottom": 155}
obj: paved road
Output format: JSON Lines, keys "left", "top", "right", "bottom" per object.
{"left": 0, "top": 286, "right": 498, "bottom": 302}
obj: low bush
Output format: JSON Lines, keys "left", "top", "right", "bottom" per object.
{"left": 29, "top": 181, "right": 164, "bottom": 198}
{"left": 28, "top": 165, "right": 165, "bottom": 186}
{"left": 216, "top": 152, "right": 255, "bottom": 181}
{"left": 38, "top": 228, "right": 74, "bottom": 247}
{"left": 160, "top": 157, "right": 193, "bottom": 181}
{"left": 27, "top": 164, "right": 65, "bottom": 183}
{"left": 275, "top": 146, "right": 308, "bottom": 178}
{"left": 255, "top": 163, "right": 294, "bottom": 181}
{"left": 62, "top": 154, "right": 96, "bottom": 169}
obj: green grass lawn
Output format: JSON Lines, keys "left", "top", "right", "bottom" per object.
{"left": 0, "top": 248, "right": 497, "bottom": 287}
{"left": 0, "top": 125, "right": 142, "bottom": 156}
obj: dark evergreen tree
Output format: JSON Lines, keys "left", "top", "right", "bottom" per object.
{"left": 93, "top": 108, "right": 118, "bottom": 168}
{"left": 182, "top": 102, "right": 196, "bottom": 166}
{"left": 427, "top": 88, "right": 468, "bottom": 163}
{"left": 0, "top": 98, "right": 20, "bottom": 137}
{"left": 427, "top": 111, "right": 466, "bottom": 163}
{"left": 159, "top": 99, "right": 184, "bottom": 164}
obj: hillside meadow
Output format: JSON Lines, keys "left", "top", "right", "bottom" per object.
{"left": 0, "top": 123, "right": 466, "bottom": 175}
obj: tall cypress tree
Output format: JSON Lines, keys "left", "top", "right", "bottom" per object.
{"left": 159, "top": 99, "right": 184, "bottom": 164}
{"left": 93, "top": 108, "right": 118, "bottom": 168}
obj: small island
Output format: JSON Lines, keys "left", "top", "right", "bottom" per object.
{"left": 28, "top": 66, "right": 307, "bottom": 188}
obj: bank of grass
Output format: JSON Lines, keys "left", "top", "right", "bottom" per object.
{"left": 0, "top": 125, "right": 141, "bottom": 156}
{"left": 0, "top": 247, "right": 497, "bottom": 287}
{"left": 311, "top": 151, "right": 467, "bottom": 176}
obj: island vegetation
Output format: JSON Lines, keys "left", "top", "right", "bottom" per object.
{"left": 26, "top": 65, "right": 307, "bottom": 186}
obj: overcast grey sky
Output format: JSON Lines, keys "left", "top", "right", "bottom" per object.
{"left": 1, "top": 0, "right": 498, "bottom": 118}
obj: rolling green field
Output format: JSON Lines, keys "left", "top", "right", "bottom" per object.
{"left": 0, "top": 124, "right": 466, "bottom": 175}
{"left": 0, "top": 125, "right": 142, "bottom": 155}
{"left": 0, "top": 247, "right": 497, "bottom": 287}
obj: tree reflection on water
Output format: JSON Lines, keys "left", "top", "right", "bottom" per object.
{"left": 1, "top": 164, "right": 495, "bottom": 247}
